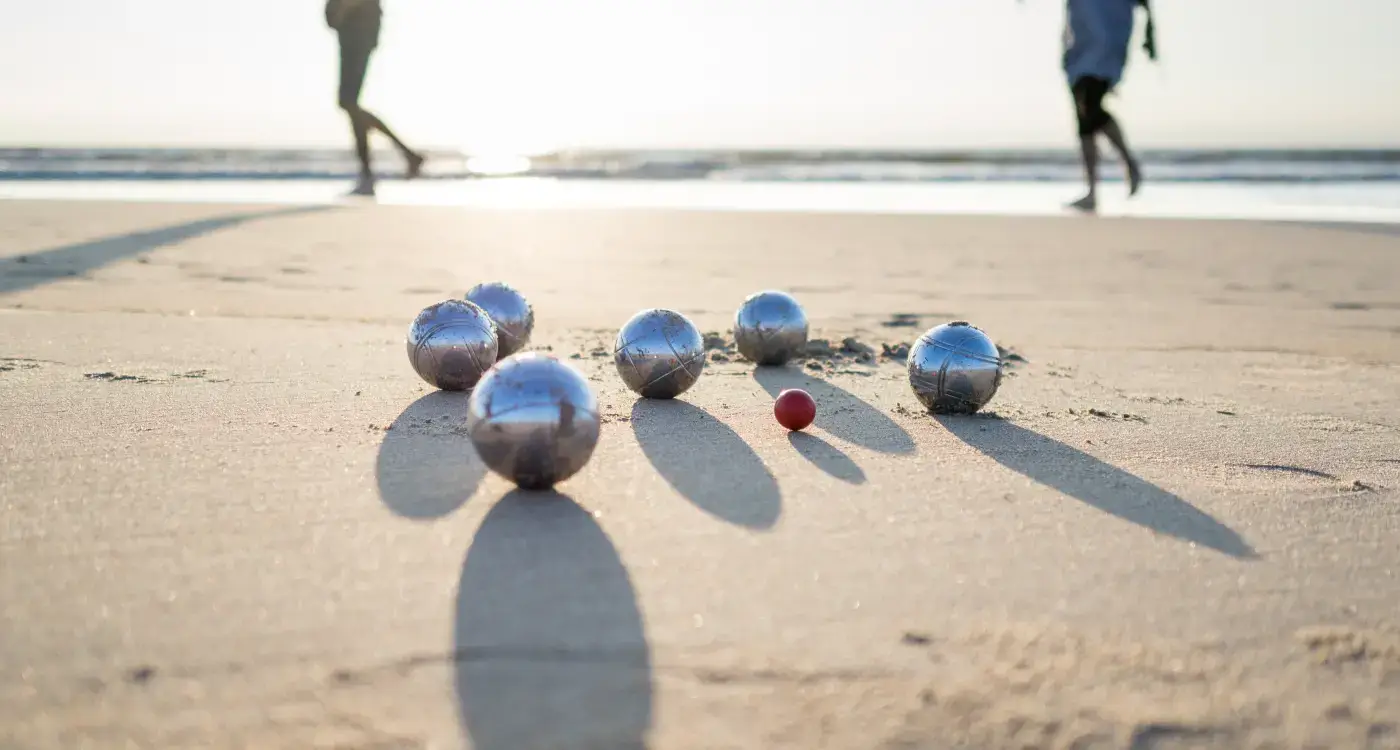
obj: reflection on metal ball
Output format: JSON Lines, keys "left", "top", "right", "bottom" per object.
{"left": 613, "top": 308, "right": 705, "bottom": 399}
{"left": 464, "top": 281, "right": 534, "bottom": 360}
{"left": 734, "top": 290, "right": 809, "bottom": 366}
{"left": 467, "top": 353, "right": 600, "bottom": 489}
{"left": 907, "top": 321, "right": 1003, "bottom": 414}
{"left": 406, "top": 299, "right": 499, "bottom": 391}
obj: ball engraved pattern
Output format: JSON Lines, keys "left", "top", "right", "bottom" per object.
{"left": 613, "top": 309, "right": 706, "bottom": 399}
{"left": 406, "top": 299, "right": 499, "bottom": 391}
{"left": 907, "top": 321, "right": 1003, "bottom": 414}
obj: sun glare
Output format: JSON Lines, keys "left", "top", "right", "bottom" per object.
{"left": 465, "top": 154, "right": 533, "bottom": 176}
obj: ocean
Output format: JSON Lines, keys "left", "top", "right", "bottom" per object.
{"left": 2, "top": 147, "right": 1399, "bottom": 183}
{"left": 3, "top": 148, "right": 1400, "bottom": 224}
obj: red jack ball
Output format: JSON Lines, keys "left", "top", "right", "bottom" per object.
{"left": 774, "top": 388, "right": 817, "bottom": 431}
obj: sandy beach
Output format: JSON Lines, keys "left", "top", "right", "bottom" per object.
{"left": 2, "top": 198, "right": 1398, "bottom": 749}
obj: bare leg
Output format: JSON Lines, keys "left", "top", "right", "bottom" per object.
{"left": 339, "top": 107, "right": 377, "bottom": 196}
{"left": 1068, "top": 78, "right": 1107, "bottom": 213}
{"left": 338, "top": 35, "right": 379, "bottom": 194}
{"left": 359, "top": 109, "right": 425, "bottom": 179}
{"left": 337, "top": 37, "right": 423, "bottom": 184}
{"left": 348, "top": 110, "right": 373, "bottom": 179}
{"left": 1070, "top": 133, "right": 1099, "bottom": 213}
{"left": 1100, "top": 114, "right": 1142, "bottom": 196}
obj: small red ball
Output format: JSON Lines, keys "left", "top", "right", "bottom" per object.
{"left": 774, "top": 388, "right": 817, "bottom": 431}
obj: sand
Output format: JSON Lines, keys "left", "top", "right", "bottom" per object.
{"left": 1, "top": 199, "right": 1398, "bottom": 749}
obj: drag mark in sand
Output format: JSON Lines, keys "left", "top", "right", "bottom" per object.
{"left": 685, "top": 665, "right": 893, "bottom": 686}
{"left": 1233, "top": 464, "right": 1338, "bottom": 480}
{"left": 0, "top": 357, "right": 53, "bottom": 372}
{"left": 83, "top": 369, "right": 229, "bottom": 384}
{"left": 1064, "top": 407, "right": 1149, "bottom": 423}
{"left": 84, "top": 371, "right": 157, "bottom": 384}
{"left": 216, "top": 274, "right": 264, "bottom": 284}
{"left": 881, "top": 313, "right": 922, "bottom": 328}
{"left": 331, "top": 645, "right": 649, "bottom": 685}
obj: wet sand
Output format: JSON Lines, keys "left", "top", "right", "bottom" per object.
{"left": 2, "top": 200, "right": 1398, "bottom": 749}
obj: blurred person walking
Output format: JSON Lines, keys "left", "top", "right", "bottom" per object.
{"left": 327, "top": 0, "right": 425, "bottom": 196}
{"left": 1060, "top": 0, "right": 1156, "bottom": 212}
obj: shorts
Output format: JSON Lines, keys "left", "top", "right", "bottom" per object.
{"left": 1071, "top": 76, "right": 1112, "bottom": 136}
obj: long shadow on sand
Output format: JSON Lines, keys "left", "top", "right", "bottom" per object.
{"left": 788, "top": 432, "right": 866, "bottom": 485}
{"left": 0, "top": 205, "right": 330, "bottom": 295}
{"left": 939, "top": 418, "right": 1256, "bottom": 559}
{"left": 754, "top": 367, "right": 915, "bottom": 455}
{"left": 631, "top": 399, "right": 781, "bottom": 529}
{"left": 455, "top": 491, "right": 651, "bottom": 750}
{"left": 375, "top": 391, "right": 486, "bottom": 519}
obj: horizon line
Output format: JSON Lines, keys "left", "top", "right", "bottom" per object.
{"left": 5, "top": 143, "right": 1400, "bottom": 155}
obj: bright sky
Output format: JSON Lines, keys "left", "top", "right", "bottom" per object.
{"left": 2, "top": 0, "right": 1398, "bottom": 152}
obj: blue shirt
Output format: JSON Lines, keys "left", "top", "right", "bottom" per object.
{"left": 1063, "top": 0, "right": 1137, "bottom": 86}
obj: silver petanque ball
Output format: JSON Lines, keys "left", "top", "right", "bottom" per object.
{"left": 907, "top": 321, "right": 1003, "bottom": 414}
{"left": 613, "top": 308, "right": 705, "bottom": 399}
{"left": 406, "top": 299, "right": 499, "bottom": 391}
{"left": 464, "top": 281, "right": 534, "bottom": 360}
{"left": 467, "top": 353, "right": 601, "bottom": 489}
{"left": 734, "top": 290, "right": 809, "bottom": 366}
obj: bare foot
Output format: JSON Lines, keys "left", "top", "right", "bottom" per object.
{"left": 1067, "top": 194, "right": 1097, "bottom": 213}
{"left": 1127, "top": 160, "right": 1142, "bottom": 197}
{"left": 406, "top": 153, "right": 425, "bottom": 180}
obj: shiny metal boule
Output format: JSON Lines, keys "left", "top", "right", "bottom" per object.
{"left": 734, "top": 290, "right": 809, "bottom": 366}
{"left": 406, "top": 299, "right": 499, "bottom": 391}
{"left": 613, "top": 308, "right": 705, "bottom": 399}
{"left": 907, "top": 321, "right": 1003, "bottom": 414}
{"left": 467, "top": 353, "right": 601, "bottom": 489}
{"left": 464, "top": 281, "right": 534, "bottom": 360}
